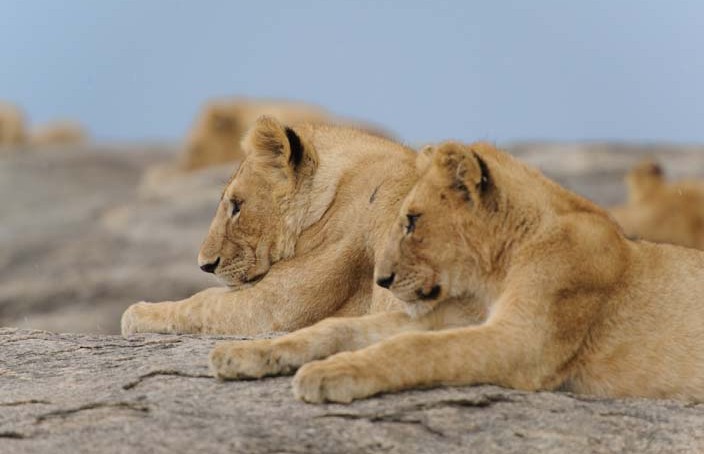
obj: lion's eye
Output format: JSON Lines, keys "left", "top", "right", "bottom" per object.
{"left": 405, "top": 213, "right": 421, "bottom": 235}
{"left": 230, "top": 199, "right": 242, "bottom": 217}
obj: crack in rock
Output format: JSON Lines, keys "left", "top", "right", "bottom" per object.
{"left": 0, "top": 431, "right": 27, "bottom": 439}
{"left": 407, "top": 394, "right": 516, "bottom": 412}
{"left": 35, "top": 401, "right": 149, "bottom": 423}
{"left": 598, "top": 411, "right": 660, "bottom": 424}
{"left": 316, "top": 394, "right": 515, "bottom": 438}
{"left": 122, "top": 369, "right": 213, "bottom": 390}
{"left": 75, "top": 343, "right": 147, "bottom": 350}
{"left": 0, "top": 399, "right": 51, "bottom": 407}
{"left": 318, "top": 412, "right": 446, "bottom": 437}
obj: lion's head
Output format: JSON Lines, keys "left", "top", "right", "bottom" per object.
{"left": 197, "top": 116, "right": 322, "bottom": 289}
{"left": 626, "top": 158, "right": 664, "bottom": 204}
{"left": 610, "top": 158, "right": 704, "bottom": 249}
{"left": 375, "top": 141, "right": 505, "bottom": 317}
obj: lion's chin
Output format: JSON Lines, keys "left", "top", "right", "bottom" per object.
{"left": 217, "top": 271, "right": 266, "bottom": 290}
{"left": 402, "top": 300, "right": 437, "bottom": 319}
{"left": 224, "top": 281, "right": 254, "bottom": 291}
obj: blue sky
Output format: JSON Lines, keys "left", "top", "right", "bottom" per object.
{"left": 1, "top": 0, "right": 702, "bottom": 144}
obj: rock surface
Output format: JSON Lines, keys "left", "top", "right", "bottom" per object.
{"left": 0, "top": 145, "right": 226, "bottom": 333}
{"left": 2, "top": 328, "right": 703, "bottom": 454}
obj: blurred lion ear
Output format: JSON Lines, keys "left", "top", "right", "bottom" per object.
{"left": 635, "top": 159, "right": 664, "bottom": 179}
{"left": 242, "top": 116, "right": 318, "bottom": 174}
{"left": 416, "top": 145, "right": 435, "bottom": 174}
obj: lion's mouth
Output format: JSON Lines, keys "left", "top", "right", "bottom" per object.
{"left": 243, "top": 272, "right": 266, "bottom": 285}
{"left": 220, "top": 272, "right": 266, "bottom": 290}
{"left": 415, "top": 284, "right": 441, "bottom": 301}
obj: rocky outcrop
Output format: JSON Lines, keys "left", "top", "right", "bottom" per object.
{"left": 2, "top": 328, "right": 703, "bottom": 453}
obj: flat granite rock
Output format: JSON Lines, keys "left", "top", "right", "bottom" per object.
{"left": 1, "top": 328, "right": 703, "bottom": 454}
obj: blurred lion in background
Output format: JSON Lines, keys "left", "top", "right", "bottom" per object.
{"left": 0, "top": 101, "right": 27, "bottom": 148}
{"left": 182, "top": 97, "right": 393, "bottom": 171}
{"left": 182, "top": 98, "right": 330, "bottom": 170}
{"left": 139, "top": 97, "right": 392, "bottom": 195}
{"left": 29, "top": 120, "right": 88, "bottom": 147}
{"left": 610, "top": 159, "right": 704, "bottom": 249}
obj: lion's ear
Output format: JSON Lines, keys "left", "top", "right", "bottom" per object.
{"left": 416, "top": 145, "right": 435, "bottom": 174}
{"left": 242, "top": 116, "right": 318, "bottom": 174}
{"left": 626, "top": 158, "right": 664, "bottom": 202}
{"left": 434, "top": 141, "right": 493, "bottom": 205}
{"left": 631, "top": 158, "right": 664, "bottom": 180}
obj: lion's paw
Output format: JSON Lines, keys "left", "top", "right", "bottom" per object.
{"left": 120, "top": 301, "right": 152, "bottom": 336}
{"left": 292, "top": 353, "right": 378, "bottom": 404}
{"left": 209, "top": 340, "right": 288, "bottom": 380}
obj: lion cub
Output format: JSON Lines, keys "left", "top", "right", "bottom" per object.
{"left": 210, "top": 141, "right": 704, "bottom": 404}
{"left": 610, "top": 159, "right": 704, "bottom": 249}
{"left": 122, "top": 117, "right": 430, "bottom": 336}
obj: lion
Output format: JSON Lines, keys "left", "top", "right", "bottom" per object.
{"left": 121, "top": 116, "right": 423, "bottom": 336}
{"left": 180, "top": 98, "right": 390, "bottom": 171}
{"left": 610, "top": 159, "right": 704, "bottom": 249}
{"left": 209, "top": 141, "right": 704, "bottom": 404}
{"left": 0, "top": 101, "right": 26, "bottom": 148}
{"left": 30, "top": 120, "right": 87, "bottom": 146}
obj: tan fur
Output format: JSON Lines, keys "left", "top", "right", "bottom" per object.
{"left": 610, "top": 159, "right": 704, "bottom": 249}
{"left": 211, "top": 141, "right": 704, "bottom": 404}
{"left": 30, "top": 120, "right": 87, "bottom": 146}
{"left": 181, "top": 98, "right": 391, "bottom": 171}
{"left": 121, "top": 117, "right": 417, "bottom": 336}
{"left": 0, "top": 101, "right": 26, "bottom": 148}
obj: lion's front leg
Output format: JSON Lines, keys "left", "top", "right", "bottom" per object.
{"left": 292, "top": 321, "right": 552, "bottom": 404}
{"left": 292, "top": 351, "right": 383, "bottom": 403}
{"left": 121, "top": 287, "right": 228, "bottom": 335}
{"left": 209, "top": 311, "right": 426, "bottom": 379}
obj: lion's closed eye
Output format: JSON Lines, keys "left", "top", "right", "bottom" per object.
{"left": 230, "top": 199, "right": 242, "bottom": 217}
{"left": 405, "top": 213, "right": 421, "bottom": 235}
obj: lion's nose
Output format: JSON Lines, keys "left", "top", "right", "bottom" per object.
{"left": 376, "top": 273, "right": 396, "bottom": 289}
{"left": 199, "top": 257, "right": 220, "bottom": 274}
